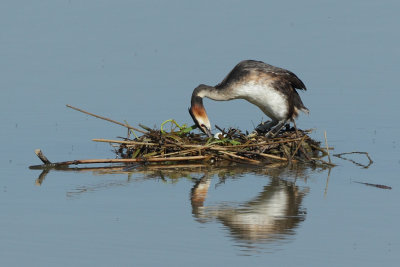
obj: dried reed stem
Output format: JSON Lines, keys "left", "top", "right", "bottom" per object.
{"left": 93, "top": 138, "right": 159, "bottom": 146}
{"left": 217, "top": 151, "right": 261, "bottom": 164}
{"left": 66, "top": 104, "right": 147, "bottom": 134}
{"left": 324, "top": 131, "right": 332, "bottom": 164}
{"left": 30, "top": 151, "right": 210, "bottom": 169}
{"left": 291, "top": 134, "right": 308, "bottom": 159}
{"left": 243, "top": 151, "right": 291, "bottom": 161}
{"left": 35, "top": 149, "right": 52, "bottom": 164}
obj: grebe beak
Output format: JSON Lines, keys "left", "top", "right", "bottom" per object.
{"left": 203, "top": 126, "right": 212, "bottom": 138}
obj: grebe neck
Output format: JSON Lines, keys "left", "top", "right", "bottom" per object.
{"left": 192, "top": 84, "right": 233, "bottom": 101}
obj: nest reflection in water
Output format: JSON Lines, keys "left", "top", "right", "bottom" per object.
{"left": 34, "top": 162, "right": 329, "bottom": 253}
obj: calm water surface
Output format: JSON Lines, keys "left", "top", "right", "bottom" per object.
{"left": 1, "top": 0, "right": 399, "bottom": 266}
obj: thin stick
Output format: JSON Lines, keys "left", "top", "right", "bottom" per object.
{"left": 333, "top": 152, "right": 373, "bottom": 163}
{"left": 218, "top": 151, "right": 261, "bottom": 164}
{"left": 152, "top": 148, "right": 203, "bottom": 158}
{"left": 94, "top": 138, "right": 191, "bottom": 148}
{"left": 333, "top": 151, "right": 373, "bottom": 168}
{"left": 281, "top": 144, "right": 292, "bottom": 163}
{"left": 30, "top": 151, "right": 210, "bottom": 169}
{"left": 293, "top": 120, "right": 312, "bottom": 161}
{"left": 66, "top": 104, "right": 147, "bottom": 134}
{"left": 34, "top": 149, "right": 52, "bottom": 164}
{"left": 215, "top": 125, "right": 226, "bottom": 134}
{"left": 93, "top": 139, "right": 232, "bottom": 151}
{"left": 93, "top": 138, "right": 159, "bottom": 146}
{"left": 324, "top": 131, "right": 332, "bottom": 164}
{"left": 324, "top": 168, "right": 332, "bottom": 198}
{"left": 309, "top": 144, "right": 328, "bottom": 155}
{"left": 243, "top": 151, "right": 290, "bottom": 161}
{"left": 138, "top": 124, "right": 153, "bottom": 131}
{"left": 291, "top": 133, "right": 308, "bottom": 159}
{"left": 353, "top": 181, "right": 391, "bottom": 190}
{"left": 259, "top": 153, "right": 290, "bottom": 161}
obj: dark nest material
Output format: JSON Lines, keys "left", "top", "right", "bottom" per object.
{"left": 99, "top": 120, "right": 333, "bottom": 166}
{"left": 30, "top": 105, "right": 336, "bottom": 169}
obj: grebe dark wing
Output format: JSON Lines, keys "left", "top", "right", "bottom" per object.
{"left": 215, "top": 60, "right": 307, "bottom": 91}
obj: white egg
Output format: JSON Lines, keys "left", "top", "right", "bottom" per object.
{"left": 214, "top": 132, "right": 226, "bottom": 139}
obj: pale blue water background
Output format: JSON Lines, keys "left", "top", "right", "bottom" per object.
{"left": 1, "top": 0, "right": 399, "bottom": 266}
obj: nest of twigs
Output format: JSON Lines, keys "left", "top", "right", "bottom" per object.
{"left": 103, "top": 119, "right": 331, "bottom": 166}
{"left": 31, "top": 106, "right": 375, "bottom": 170}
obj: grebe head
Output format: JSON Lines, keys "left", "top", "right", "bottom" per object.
{"left": 189, "top": 102, "right": 212, "bottom": 137}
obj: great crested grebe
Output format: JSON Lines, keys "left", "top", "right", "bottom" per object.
{"left": 189, "top": 60, "right": 309, "bottom": 137}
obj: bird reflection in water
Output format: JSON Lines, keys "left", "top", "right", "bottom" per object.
{"left": 33, "top": 163, "right": 312, "bottom": 252}
{"left": 191, "top": 167, "right": 309, "bottom": 251}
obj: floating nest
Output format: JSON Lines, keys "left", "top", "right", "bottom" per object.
{"left": 30, "top": 106, "right": 336, "bottom": 169}
{"left": 104, "top": 119, "right": 332, "bottom": 166}
{"left": 29, "top": 105, "right": 380, "bottom": 188}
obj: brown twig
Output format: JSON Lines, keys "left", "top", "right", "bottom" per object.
{"left": 333, "top": 152, "right": 373, "bottom": 168}
{"left": 217, "top": 151, "right": 261, "bottom": 164}
{"left": 291, "top": 134, "right": 308, "bottom": 159}
{"left": 35, "top": 149, "right": 52, "bottom": 164}
{"left": 324, "top": 131, "right": 332, "bottom": 164}
{"left": 66, "top": 104, "right": 147, "bottom": 134}
{"left": 243, "top": 151, "right": 291, "bottom": 161}
{"left": 30, "top": 150, "right": 211, "bottom": 169}
{"left": 93, "top": 138, "right": 159, "bottom": 146}
{"left": 353, "top": 181, "right": 391, "bottom": 190}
